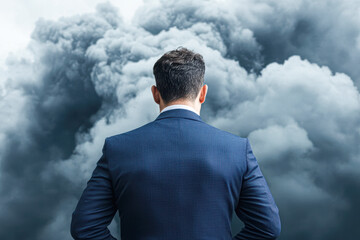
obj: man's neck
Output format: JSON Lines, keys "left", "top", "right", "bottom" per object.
{"left": 160, "top": 102, "right": 200, "bottom": 115}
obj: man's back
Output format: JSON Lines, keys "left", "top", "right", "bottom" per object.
{"left": 71, "top": 109, "right": 281, "bottom": 240}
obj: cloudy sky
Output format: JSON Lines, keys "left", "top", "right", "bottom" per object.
{"left": 0, "top": 0, "right": 359, "bottom": 239}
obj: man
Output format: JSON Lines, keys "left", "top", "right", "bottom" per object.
{"left": 71, "top": 47, "right": 281, "bottom": 240}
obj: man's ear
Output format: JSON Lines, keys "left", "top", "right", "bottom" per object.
{"left": 151, "top": 85, "right": 160, "bottom": 104}
{"left": 199, "top": 84, "right": 208, "bottom": 104}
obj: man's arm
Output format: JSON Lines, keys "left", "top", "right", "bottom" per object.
{"left": 71, "top": 138, "right": 117, "bottom": 240}
{"left": 233, "top": 138, "right": 281, "bottom": 240}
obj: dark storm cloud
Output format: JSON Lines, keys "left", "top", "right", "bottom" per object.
{"left": 134, "top": 0, "right": 264, "bottom": 72}
{"left": 134, "top": 0, "right": 360, "bottom": 88}
{"left": 0, "top": 3, "right": 121, "bottom": 239}
{"left": 0, "top": 0, "right": 359, "bottom": 240}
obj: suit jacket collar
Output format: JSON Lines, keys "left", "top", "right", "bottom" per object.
{"left": 154, "top": 108, "right": 203, "bottom": 123}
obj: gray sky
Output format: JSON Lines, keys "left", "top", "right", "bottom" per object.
{"left": 0, "top": 0, "right": 144, "bottom": 66}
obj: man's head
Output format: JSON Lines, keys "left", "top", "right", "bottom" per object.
{"left": 151, "top": 47, "right": 208, "bottom": 113}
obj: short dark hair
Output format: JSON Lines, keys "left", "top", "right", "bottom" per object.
{"left": 153, "top": 46, "right": 205, "bottom": 104}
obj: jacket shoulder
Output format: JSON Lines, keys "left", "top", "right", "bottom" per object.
{"left": 105, "top": 121, "right": 154, "bottom": 143}
{"left": 202, "top": 122, "right": 247, "bottom": 142}
{"left": 105, "top": 120, "right": 247, "bottom": 145}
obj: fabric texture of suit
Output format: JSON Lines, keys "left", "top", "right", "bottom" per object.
{"left": 71, "top": 108, "right": 281, "bottom": 240}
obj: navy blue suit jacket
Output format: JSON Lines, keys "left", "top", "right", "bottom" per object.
{"left": 71, "top": 108, "right": 281, "bottom": 240}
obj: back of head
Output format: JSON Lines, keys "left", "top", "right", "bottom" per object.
{"left": 153, "top": 47, "right": 205, "bottom": 105}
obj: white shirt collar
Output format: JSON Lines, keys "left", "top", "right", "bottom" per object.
{"left": 160, "top": 104, "right": 200, "bottom": 116}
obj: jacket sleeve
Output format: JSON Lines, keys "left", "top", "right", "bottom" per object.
{"left": 71, "top": 138, "right": 118, "bottom": 240}
{"left": 233, "top": 138, "right": 281, "bottom": 240}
